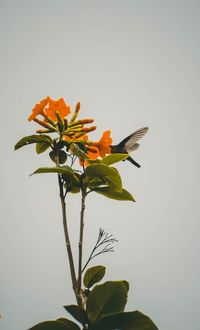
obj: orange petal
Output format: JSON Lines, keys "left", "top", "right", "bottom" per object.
{"left": 87, "top": 146, "right": 100, "bottom": 159}
{"left": 91, "top": 130, "right": 112, "bottom": 158}
{"left": 28, "top": 97, "right": 49, "bottom": 121}
{"left": 99, "top": 130, "right": 112, "bottom": 146}
{"left": 45, "top": 97, "right": 71, "bottom": 121}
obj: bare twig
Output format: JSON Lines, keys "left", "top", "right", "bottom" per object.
{"left": 82, "top": 228, "right": 118, "bottom": 273}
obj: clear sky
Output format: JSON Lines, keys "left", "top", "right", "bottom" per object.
{"left": 1, "top": 1, "right": 200, "bottom": 329}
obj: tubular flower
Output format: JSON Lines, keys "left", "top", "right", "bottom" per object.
{"left": 45, "top": 97, "right": 71, "bottom": 121}
{"left": 28, "top": 96, "right": 71, "bottom": 122}
{"left": 77, "top": 131, "right": 113, "bottom": 166}
{"left": 28, "top": 97, "right": 49, "bottom": 121}
{"left": 92, "top": 130, "right": 112, "bottom": 158}
{"left": 64, "top": 131, "right": 112, "bottom": 162}
{"left": 79, "top": 146, "right": 99, "bottom": 167}
{"left": 86, "top": 146, "right": 99, "bottom": 160}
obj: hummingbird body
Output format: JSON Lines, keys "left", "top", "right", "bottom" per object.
{"left": 111, "top": 127, "right": 148, "bottom": 168}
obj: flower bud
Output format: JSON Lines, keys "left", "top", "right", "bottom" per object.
{"left": 75, "top": 131, "right": 88, "bottom": 139}
{"left": 68, "top": 124, "right": 83, "bottom": 129}
{"left": 79, "top": 118, "right": 94, "bottom": 124}
{"left": 75, "top": 102, "right": 80, "bottom": 112}
{"left": 36, "top": 129, "right": 54, "bottom": 133}
{"left": 69, "top": 102, "right": 81, "bottom": 123}
{"left": 68, "top": 118, "right": 94, "bottom": 127}
{"left": 33, "top": 118, "right": 56, "bottom": 131}
{"left": 42, "top": 112, "right": 57, "bottom": 127}
{"left": 55, "top": 111, "right": 65, "bottom": 134}
{"left": 82, "top": 126, "right": 97, "bottom": 133}
{"left": 64, "top": 118, "right": 68, "bottom": 130}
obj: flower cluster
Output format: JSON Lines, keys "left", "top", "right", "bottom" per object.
{"left": 28, "top": 96, "right": 112, "bottom": 163}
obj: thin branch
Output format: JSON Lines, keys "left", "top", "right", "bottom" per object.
{"left": 82, "top": 228, "right": 118, "bottom": 273}
{"left": 77, "top": 185, "right": 87, "bottom": 307}
{"left": 71, "top": 154, "right": 77, "bottom": 167}
{"left": 91, "top": 248, "right": 114, "bottom": 259}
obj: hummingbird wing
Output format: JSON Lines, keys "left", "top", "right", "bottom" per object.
{"left": 119, "top": 127, "right": 148, "bottom": 152}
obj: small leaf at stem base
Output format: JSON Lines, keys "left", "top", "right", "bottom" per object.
{"left": 83, "top": 265, "right": 106, "bottom": 289}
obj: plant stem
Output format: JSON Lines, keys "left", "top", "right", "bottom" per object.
{"left": 58, "top": 174, "right": 79, "bottom": 304}
{"left": 77, "top": 186, "right": 86, "bottom": 306}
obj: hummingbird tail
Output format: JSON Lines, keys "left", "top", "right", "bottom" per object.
{"left": 127, "top": 156, "right": 141, "bottom": 168}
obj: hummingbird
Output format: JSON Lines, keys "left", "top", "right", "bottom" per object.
{"left": 111, "top": 127, "right": 149, "bottom": 168}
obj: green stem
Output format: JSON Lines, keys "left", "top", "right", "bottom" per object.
{"left": 58, "top": 174, "right": 79, "bottom": 304}
{"left": 77, "top": 186, "right": 86, "bottom": 306}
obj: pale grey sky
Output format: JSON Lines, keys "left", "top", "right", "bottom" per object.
{"left": 1, "top": 1, "right": 200, "bottom": 329}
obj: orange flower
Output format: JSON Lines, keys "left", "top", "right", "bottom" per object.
{"left": 71, "top": 131, "right": 112, "bottom": 160}
{"left": 79, "top": 146, "right": 99, "bottom": 167}
{"left": 28, "top": 97, "right": 49, "bottom": 121}
{"left": 83, "top": 130, "right": 112, "bottom": 166}
{"left": 45, "top": 97, "right": 71, "bottom": 121}
{"left": 92, "top": 130, "right": 112, "bottom": 158}
{"left": 28, "top": 97, "right": 71, "bottom": 122}
{"left": 63, "top": 131, "right": 112, "bottom": 166}
{"left": 86, "top": 146, "right": 99, "bottom": 159}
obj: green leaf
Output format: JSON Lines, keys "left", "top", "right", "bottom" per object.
{"left": 36, "top": 141, "right": 51, "bottom": 154}
{"left": 90, "top": 311, "right": 159, "bottom": 330}
{"left": 14, "top": 134, "right": 52, "bottom": 150}
{"left": 31, "top": 166, "right": 81, "bottom": 193}
{"left": 28, "top": 318, "right": 80, "bottom": 330}
{"left": 63, "top": 173, "right": 81, "bottom": 194}
{"left": 64, "top": 183, "right": 80, "bottom": 194}
{"left": 58, "top": 150, "right": 68, "bottom": 164}
{"left": 85, "top": 164, "right": 122, "bottom": 192}
{"left": 88, "top": 177, "right": 106, "bottom": 189}
{"left": 93, "top": 187, "right": 135, "bottom": 201}
{"left": 86, "top": 281, "right": 128, "bottom": 324}
{"left": 87, "top": 159, "right": 102, "bottom": 165}
{"left": 122, "top": 280, "right": 130, "bottom": 292}
{"left": 102, "top": 154, "right": 128, "bottom": 165}
{"left": 83, "top": 265, "right": 106, "bottom": 289}
{"left": 49, "top": 150, "right": 68, "bottom": 164}
{"left": 63, "top": 305, "right": 88, "bottom": 326}
{"left": 31, "top": 166, "right": 75, "bottom": 176}
{"left": 57, "top": 318, "right": 81, "bottom": 330}
{"left": 53, "top": 140, "right": 66, "bottom": 150}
